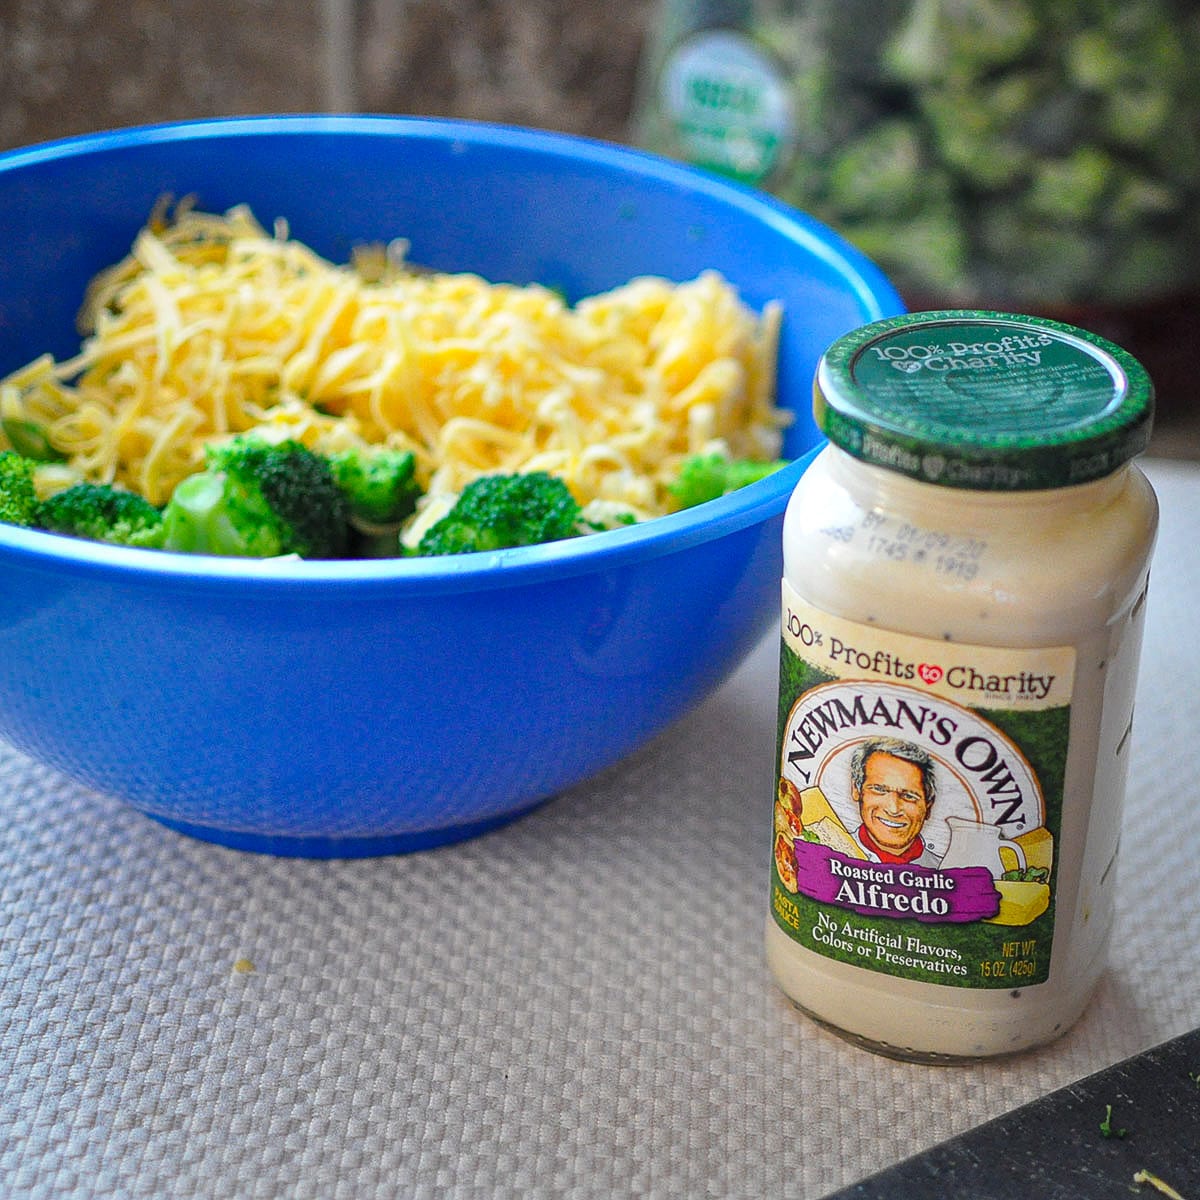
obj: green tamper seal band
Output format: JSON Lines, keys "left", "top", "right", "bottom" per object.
{"left": 814, "top": 310, "right": 1155, "bottom": 489}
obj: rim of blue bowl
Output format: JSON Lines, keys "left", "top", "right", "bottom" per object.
{"left": 0, "top": 114, "right": 901, "bottom": 594}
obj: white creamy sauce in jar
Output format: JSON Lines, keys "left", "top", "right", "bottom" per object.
{"left": 767, "top": 312, "right": 1158, "bottom": 1062}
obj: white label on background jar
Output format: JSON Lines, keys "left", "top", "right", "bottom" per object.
{"left": 658, "top": 30, "right": 793, "bottom": 184}
{"left": 773, "top": 584, "right": 1075, "bottom": 989}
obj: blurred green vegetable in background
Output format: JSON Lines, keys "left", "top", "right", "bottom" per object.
{"left": 633, "top": 0, "right": 1200, "bottom": 310}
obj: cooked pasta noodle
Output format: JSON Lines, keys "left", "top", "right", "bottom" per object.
{"left": 0, "top": 201, "right": 787, "bottom": 516}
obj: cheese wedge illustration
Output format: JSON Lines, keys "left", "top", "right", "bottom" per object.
{"left": 1014, "top": 826, "right": 1054, "bottom": 872}
{"left": 797, "top": 787, "right": 866, "bottom": 860}
{"left": 983, "top": 880, "right": 1051, "bottom": 926}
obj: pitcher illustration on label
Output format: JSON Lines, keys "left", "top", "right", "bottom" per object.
{"left": 771, "top": 588, "right": 1067, "bottom": 988}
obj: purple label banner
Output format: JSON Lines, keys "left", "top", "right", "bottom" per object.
{"left": 793, "top": 842, "right": 1000, "bottom": 924}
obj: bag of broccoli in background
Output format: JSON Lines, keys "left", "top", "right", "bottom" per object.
{"left": 631, "top": 0, "right": 1200, "bottom": 422}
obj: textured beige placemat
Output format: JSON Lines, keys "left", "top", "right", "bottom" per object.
{"left": 1, "top": 458, "right": 1196, "bottom": 1199}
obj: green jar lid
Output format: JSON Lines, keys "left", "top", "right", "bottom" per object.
{"left": 814, "top": 310, "right": 1155, "bottom": 489}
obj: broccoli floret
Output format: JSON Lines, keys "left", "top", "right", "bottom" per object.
{"left": 327, "top": 446, "right": 421, "bottom": 528}
{"left": 667, "top": 453, "right": 789, "bottom": 510}
{"left": 161, "top": 472, "right": 272, "bottom": 557}
{"left": 4, "top": 450, "right": 164, "bottom": 548}
{"left": 0, "top": 451, "right": 40, "bottom": 528}
{"left": 36, "top": 482, "right": 165, "bottom": 548}
{"left": 160, "top": 436, "right": 350, "bottom": 558}
{"left": 417, "top": 471, "right": 583, "bottom": 556}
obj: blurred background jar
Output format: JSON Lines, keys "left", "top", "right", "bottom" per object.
{"left": 632, "top": 0, "right": 1200, "bottom": 417}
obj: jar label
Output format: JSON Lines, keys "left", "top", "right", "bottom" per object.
{"left": 771, "top": 583, "right": 1074, "bottom": 989}
{"left": 656, "top": 30, "right": 793, "bottom": 185}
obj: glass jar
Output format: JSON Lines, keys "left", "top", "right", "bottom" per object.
{"left": 767, "top": 311, "right": 1158, "bottom": 1061}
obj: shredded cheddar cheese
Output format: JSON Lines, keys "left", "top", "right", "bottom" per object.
{"left": 0, "top": 201, "right": 787, "bottom": 517}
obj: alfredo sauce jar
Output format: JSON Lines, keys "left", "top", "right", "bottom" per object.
{"left": 767, "top": 311, "right": 1158, "bottom": 1062}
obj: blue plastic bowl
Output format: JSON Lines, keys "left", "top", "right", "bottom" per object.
{"left": 0, "top": 116, "right": 902, "bottom": 856}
